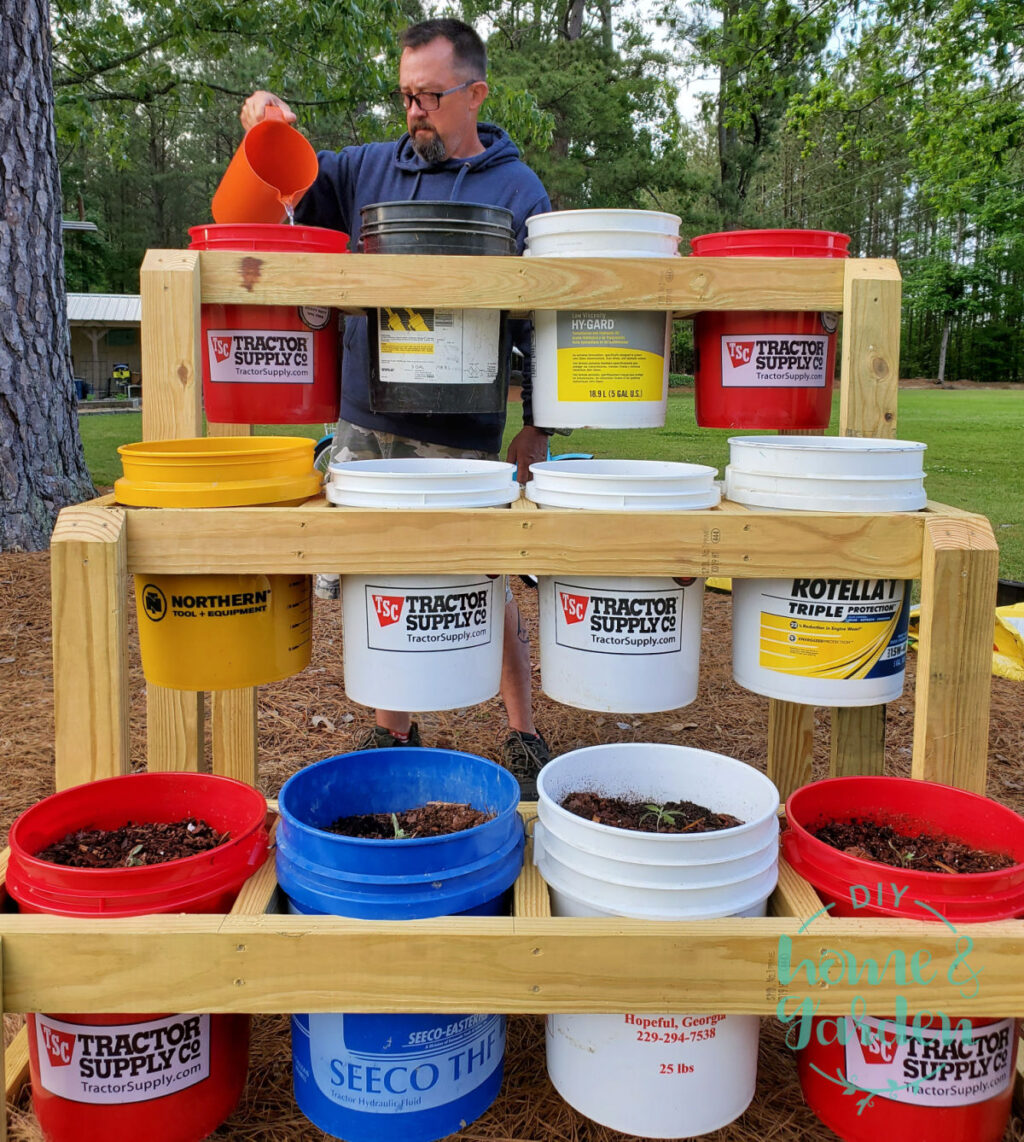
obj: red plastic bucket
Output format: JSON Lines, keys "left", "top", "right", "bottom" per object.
{"left": 7, "top": 772, "right": 269, "bottom": 1142}
{"left": 690, "top": 229, "right": 849, "bottom": 429}
{"left": 189, "top": 223, "right": 347, "bottom": 424}
{"left": 782, "top": 776, "right": 1024, "bottom": 1142}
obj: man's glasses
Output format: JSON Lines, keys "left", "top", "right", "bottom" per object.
{"left": 392, "top": 79, "right": 476, "bottom": 113}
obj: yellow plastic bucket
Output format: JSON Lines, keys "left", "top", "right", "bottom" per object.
{"left": 116, "top": 437, "right": 319, "bottom": 689}
{"left": 135, "top": 573, "right": 311, "bottom": 690}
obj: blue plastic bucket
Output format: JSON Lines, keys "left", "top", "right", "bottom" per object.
{"left": 277, "top": 748, "right": 523, "bottom": 1142}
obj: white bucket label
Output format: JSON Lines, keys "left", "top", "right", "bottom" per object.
{"left": 757, "top": 579, "right": 909, "bottom": 679}
{"left": 364, "top": 580, "right": 496, "bottom": 653}
{"left": 555, "top": 312, "right": 666, "bottom": 402}
{"left": 553, "top": 581, "right": 684, "bottom": 655}
{"left": 376, "top": 308, "right": 500, "bottom": 385}
{"left": 35, "top": 1014, "right": 211, "bottom": 1103}
{"left": 303, "top": 1013, "right": 504, "bottom": 1113}
{"left": 207, "top": 329, "right": 314, "bottom": 385}
{"left": 721, "top": 334, "right": 829, "bottom": 388}
{"left": 842, "top": 1016, "right": 1015, "bottom": 1107}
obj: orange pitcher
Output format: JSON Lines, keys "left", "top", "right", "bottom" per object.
{"left": 211, "top": 106, "right": 320, "bottom": 224}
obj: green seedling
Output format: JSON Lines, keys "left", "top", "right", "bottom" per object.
{"left": 391, "top": 813, "right": 409, "bottom": 840}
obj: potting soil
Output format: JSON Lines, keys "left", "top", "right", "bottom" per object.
{"left": 811, "top": 818, "right": 1015, "bottom": 873}
{"left": 326, "top": 801, "right": 492, "bottom": 839}
{"left": 34, "top": 819, "right": 228, "bottom": 867}
{"left": 560, "top": 792, "right": 743, "bottom": 833}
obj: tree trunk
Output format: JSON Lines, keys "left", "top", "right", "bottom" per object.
{"left": 937, "top": 317, "right": 951, "bottom": 384}
{"left": 1, "top": 0, "right": 94, "bottom": 551}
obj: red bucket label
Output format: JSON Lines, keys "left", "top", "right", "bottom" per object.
{"left": 35, "top": 1014, "right": 211, "bottom": 1103}
{"left": 842, "top": 1016, "right": 1014, "bottom": 1107}
{"left": 207, "top": 329, "right": 314, "bottom": 385}
{"left": 364, "top": 580, "right": 496, "bottom": 653}
{"left": 721, "top": 334, "right": 829, "bottom": 388}
{"left": 553, "top": 581, "right": 684, "bottom": 656}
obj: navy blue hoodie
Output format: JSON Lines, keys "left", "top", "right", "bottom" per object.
{"left": 295, "top": 123, "right": 551, "bottom": 452}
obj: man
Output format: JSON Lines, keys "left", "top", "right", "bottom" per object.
{"left": 241, "top": 18, "right": 554, "bottom": 795}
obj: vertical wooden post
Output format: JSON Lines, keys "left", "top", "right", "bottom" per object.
{"left": 839, "top": 259, "right": 901, "bottom": 440}
{"left": 830, "top": 708, "right": 886, "bottom": 777}
{"left": 829, "top": 259, "right": 904, "bottom": 778}
{"left": 912, "top": 515, "right": 998, "bottom": 791}
{"left": 211, "top": 689, "right": 259, "bottom": 785}
{"left": 140, "top": 249, "right": 203, "bottom": 441}
{"left": 146, "top": 687, "right": 205, "bottom": 772}
{"left": 766, "top": 701, "right": 814, "bottom": 802}
{"left": 50, "top": 506, "right": 129, "bottom": 789}
{"left": 139, "top": 249, "right": 211, "bottom": 773}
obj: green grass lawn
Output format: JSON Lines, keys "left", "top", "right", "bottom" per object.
{"left": 78, "top": 387, "right": 1024, "bottom": 579}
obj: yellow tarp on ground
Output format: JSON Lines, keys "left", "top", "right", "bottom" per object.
{"left": 707, "top": 578, "right": 1024, "bottom": 681}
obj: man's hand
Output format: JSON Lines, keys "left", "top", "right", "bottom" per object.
{"left": 241, "top": 91, "right": 297, "bottom": 131}
{"left": 505, "top": 426, "right": 549, "bottom": 484}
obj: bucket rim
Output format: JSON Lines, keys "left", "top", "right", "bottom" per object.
{"left": 536, "top": 743, "right": 780, "bottom": 843}
{"left": 527, "top": 207, "right": 682, "bottom": 225}
{"left": 784, "top": 775, "right": 1024, "bottom": 885}
{"left": 362, "top": 199, "right": 513, "bottom": 218}
{"left": 727, "top": 435, "right": 927, "bottom": 454}
{"left": 8, "top": 772, "right": 268, "bottom": 880}
{"left": 328, "top": 458, "right": 516, "bottom": 480}
{"left": 529, "top": 459, "right": 718, "bottom": 482}
{"left": 277, "top": 747, "right": 521, "bottom": 850}
{"left": 118, "top": 436, "right": 315, "bottom": 459}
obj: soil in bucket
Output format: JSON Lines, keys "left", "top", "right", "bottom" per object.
{"left": 6, "top": 772, "right": 269, "bottom": 1142}
{"left": 188, "top": 223, "right": 347, "bottom": 424}
{"left": 526, "top": 209, "right": 681, "bottom": 430}
{"left": 275, "top": 748, "right": 524, "bottom": 1142}
{"left": 361, "top": 201, "right": 515, "bottom": 416}
{"left": 690, "top": 229, "right": 849, "bottom": 430}
{"left": 781, "top": 776, "right": 1024, "bottom": 1142}
{"left": 535, "top": 744, "right": 780, "bottom": 1137}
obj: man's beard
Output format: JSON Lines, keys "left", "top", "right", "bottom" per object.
{"left": 411, "top": 128, "right": 447, "bottom": 164}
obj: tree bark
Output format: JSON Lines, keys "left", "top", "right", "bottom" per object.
{"left": 1, "top": 0, "right": 94, "bottom": 551}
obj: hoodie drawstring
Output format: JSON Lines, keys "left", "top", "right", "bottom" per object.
{"left": 449, "top": 163, "right": 471, "bottom": 200}
{"left": 409, "top": 170, "right": 423, "bottom": 200}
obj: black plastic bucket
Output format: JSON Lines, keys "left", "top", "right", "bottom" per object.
{"left": 362, "top": 201, "right": 515, "bottom": 415}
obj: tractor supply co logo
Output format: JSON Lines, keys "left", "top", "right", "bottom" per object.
{"left": 722, "top": 334, "right": 829, "bottom": 388}
{"left": 774, "top": 888, "right": 1013, "bottom": 1115}
{"left": 207, "top": 329, "right": 314, "bottom": 385}
{"left": 553, "top": 581, "right": 684, "bottom": 656}
{"left": 365, "top": 581, "right": 495, "bottom": 652}
{"left": 141, "top": 583, "right": 168, "bottom": 622}
{"left": 35, "top": 1014, "right": 211, "bottom": 1104}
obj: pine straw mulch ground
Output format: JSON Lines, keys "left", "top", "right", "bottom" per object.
{"left": 2, "top": 549, "right": 1023, "bottom": 1141}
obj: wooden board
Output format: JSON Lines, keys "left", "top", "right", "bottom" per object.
{"left": 193, "top": 252, "right": 849, "bottom": 314}
{"left": 0, "top": 914, "right": 1022, "bottom": 1016}
{"left": 121, "top": 503, "right": 926, "bottom": 579}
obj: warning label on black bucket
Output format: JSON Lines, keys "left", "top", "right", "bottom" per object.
{"left": 553, "top": 581, "right": 684, "bottom": 655}
{"left": 721, "top": 334, "right": 829, "bottom": 388}
{"left": 364, "top": 580, "right": 496, "bottom": 652}
{"left": 207, "top": 330, "right": 314, "bottom": 385}
{"left": 35, "top": 1014, "right": 211, "bottom": 1104}
{"left": 376, "top": 307, "right": 500, "bottom": 385}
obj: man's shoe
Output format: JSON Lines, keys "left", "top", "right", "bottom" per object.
{"left": 314, "top": 573, "right": 341, "bottom": 600}
{"left": 502, "top": 730, "right": 551, "bottom": 801}
{"left": 354, "top": 722, "right": 422, "bottom": 750}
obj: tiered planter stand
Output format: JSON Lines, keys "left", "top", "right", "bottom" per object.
{"left": 3, "top": 249, "right": 1022, "bottom": 1137}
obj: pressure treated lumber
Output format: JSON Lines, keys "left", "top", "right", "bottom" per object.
{"left": 839, "top": 259, "right": 902, "bottom": 439}
{"left": 193, "top": 252, "right": 848, "bottom": 314}
{"left": 49, "top": 506, "right": 129, "bottom": 789}
{"left": 140, "top": 249, "right": 203, "bottom": 441}
{"left": 912, "top": 514, "right": 999, "bottom": 791}
{"left": 2, "top": 1027, "right": 28, "bottom": 1107}
{"left": 1, "top": 914, "right": 1022, "bottom": 1017}
{"left": 121, "top": 503, "right": 926, "bottom": 579}
{"left": 514, "top": 807, "right": 551, "bottom": 921}
{"left": 146, "top": 686, "right": 204, "bottom": 773}
{"left": 211, "top": 688, "right": 258, "bottom": 785}
{"left": 766, "top": 702, "right": 814, "bottom": 803}
{"left": 830, "top": 706, "right": 887, "bottom": 777}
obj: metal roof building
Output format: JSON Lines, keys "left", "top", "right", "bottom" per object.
{"left": 67, "top": 293, "right": 141, "bottom": 325}
{"left": 67, "top": 293, "right": 142, "bottom": 397}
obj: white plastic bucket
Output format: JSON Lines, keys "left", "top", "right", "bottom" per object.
{"left": 525, "top": 209, "right": 681, "bottom": 429}
{"left": 330, "top": 460, "right": 516, "bottom": 711}
{"left": 528, "top": 461, "right": 716, "bottom": 712}
{"left": 725, "top": 435, "right": 927, "bottom": 512}
{"left": 535, "top": 744, "right": 779, "bottom": 1137}
{"left": 725, "top": 437, "right": 922, "bottom": 706}
{"left": 732, "top": 576, "right": 910, "bottom": 706}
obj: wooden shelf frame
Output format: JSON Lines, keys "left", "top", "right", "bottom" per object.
{"left": 4, "top": 250, "right": 1012, "bottom": 1135}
